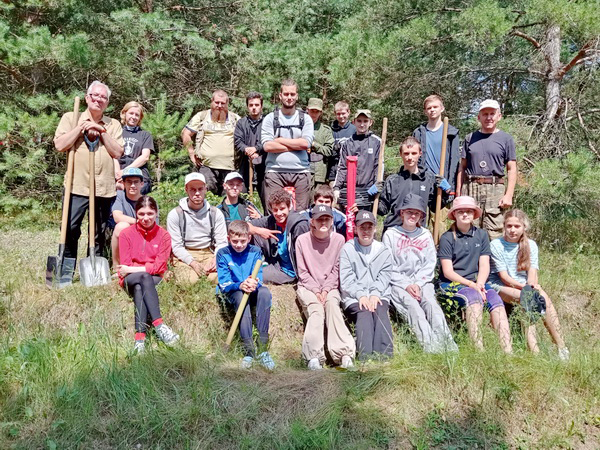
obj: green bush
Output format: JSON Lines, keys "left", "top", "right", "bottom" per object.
{"left": 517, "top": 151, "right": 600, "bottom": 253}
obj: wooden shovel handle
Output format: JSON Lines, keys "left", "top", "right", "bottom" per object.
{"left": 225, "top": 259, "right": 263, "bottom": 347}
{"left": 433, "top": 117, "right": 449, "bottom": 246}
{"left": 59, "top": 97, "right": 81, "bottom": 245}
{"left": 372, "top": 117, "right": 388, "bottom": 214}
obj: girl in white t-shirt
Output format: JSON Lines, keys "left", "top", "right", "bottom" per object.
{"left": 490, "top": 209, "right": 569, "bottom": 360}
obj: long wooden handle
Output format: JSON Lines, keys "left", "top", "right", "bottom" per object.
{"left": 59, "top": 97, "right": 81, "bottom": 245}
{"left": 249, "top": 161, "right": 254, "bottom": 196}
{"left": 433, "top": 117, "right": 449, "bottom": 246}
{"left": 225, "top": 259, "right": 263, "bottom": 347}
{"left": 88, "top": 143, "right": 96, "bottom": 249}
{"left": 372, "top": 117, "right": 388, "bottom": 214}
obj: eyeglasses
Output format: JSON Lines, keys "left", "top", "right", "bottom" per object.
{"left": 88, "top": 93, "right": 108, "bottom": 101}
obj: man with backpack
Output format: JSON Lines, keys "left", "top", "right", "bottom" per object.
{"left": 261, "top": 79, "right": 314, "bottom": 211}
{"left": 181, "top": 90, "right": 240, "bottom": 195}
{"left": 166, "top": 173, "right": 228, "bottom": 283}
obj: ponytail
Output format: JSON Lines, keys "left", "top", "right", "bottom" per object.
{"left": 504, "top": 209, "right": 531, "bottom": 272}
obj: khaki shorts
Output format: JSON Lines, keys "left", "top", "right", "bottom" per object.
{"left": 462, "top": 181, "right": 505, "bottom": 240}
{"left": 172, "top": 248, "right": 218, "bottom": 283}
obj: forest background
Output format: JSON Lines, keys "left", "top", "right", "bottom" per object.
{"left": 1, "top": 0, "right": 600, "bottom": 448}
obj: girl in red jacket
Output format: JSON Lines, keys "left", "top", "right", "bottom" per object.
{"left": 118, "top": 196, "right": 179, "bottom": 353}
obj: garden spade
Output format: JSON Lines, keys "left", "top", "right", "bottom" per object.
{"left": 79, "top": 133, "right": 110, "bottom": 287}
{"left": 46, "top": 97, "right": 81, "bottom": 288}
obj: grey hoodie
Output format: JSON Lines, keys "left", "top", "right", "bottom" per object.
{"left": 339, "top": 238, "right": 393, "bottom": 308}
{"left": 382, "top": 226, "right": 436, "bottom": 289}
{"left": 166, "top": 197, "right": 227, "bottom": 265}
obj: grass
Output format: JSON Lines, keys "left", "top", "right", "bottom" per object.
{"left": 1, "top": 225, "right": 599, "bottom": 449}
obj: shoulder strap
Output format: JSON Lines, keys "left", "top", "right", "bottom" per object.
{"left": 176, "top": 206, "right": 186, "bottom": 241}
{"left": 273, "top": 107, "right": 280, "bottom": 137}
{"left": 209, "top": 206, "right": 218, "bottom": 247}
{"left": 298, "top": 109, "right": 305, "bottom": 129}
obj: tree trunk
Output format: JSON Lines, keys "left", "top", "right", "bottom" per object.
{"left": 542, "top": 24, "right": 561, "bottom": 131}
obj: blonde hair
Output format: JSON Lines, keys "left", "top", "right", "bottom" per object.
{"left": 504, "top": 209, "right": 531, "bottom": 272}
{"left": 228, "top": 220, "right": 250, "bottom": 238}
{"left": 334, "top": 101, "right": 349, "bottom": 112}
{"left": 120, "top": 101, "right": 145, "bottom": 125}
{"left": 423, "top": 94, "right": 444, "bottom": 109}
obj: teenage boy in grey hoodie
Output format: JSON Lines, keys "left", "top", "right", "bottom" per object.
{"left": 382, "top": 194, "right": 457, "bottom": 353}
{"left": 340, "top": 211, "right": 394, "bottom": 360}
{"left": 167, "top": 173, "right": 228, "bottom": 283}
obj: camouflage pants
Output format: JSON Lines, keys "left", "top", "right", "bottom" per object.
{"left": 462, "top": 181, "right": 505, "bottom": 240}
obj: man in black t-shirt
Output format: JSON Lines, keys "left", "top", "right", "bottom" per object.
{"left": 456, "top": 100, "right": 517, "bottom": 239}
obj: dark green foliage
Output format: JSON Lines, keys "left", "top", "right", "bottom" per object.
{"left": 1, "top": 0, "right": 599, "bottom": 248}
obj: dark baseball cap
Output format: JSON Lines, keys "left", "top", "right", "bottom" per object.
{"left": 399, "top": 194, "right": 427, "bottom": 215}
{"left": 355, "top": 210, "right": 376, "bottom": 226}
{"left": 311, "top": 204, "right": 333, "bottom": 219}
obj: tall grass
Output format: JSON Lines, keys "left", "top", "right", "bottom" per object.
{"left": 1, "top": 226, "right": 599, "bottom": 448}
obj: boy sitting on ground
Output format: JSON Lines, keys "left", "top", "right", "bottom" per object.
{"left": 295, "top": 205, "right": 356, "bottom": 370}
{"left": 248, "top": 189, "right": 309, "bottom": 284}
{"left": 300, "top": 184, "right": 346, "bottom": 236}
{"left": 340, "top": 211, "right": 394, "bottom": 360}
{"left": 216, "top": 171, "right": 262, "bottom": 228}
{"left": 378, "top": 137, "right": 434, "bottom": 234}
{"left": 383, "top": 194, "right": 457, "bottom": 353}
{"left": 217, "top": 220, "right": 274, "bottom": 370}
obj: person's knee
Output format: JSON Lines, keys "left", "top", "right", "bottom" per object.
{"left": 133, "top": 284, "right": 143, "bottom": 296}
{"left": 457, "top": 287, "right": 484, "bottom": 307}
{"left": 486, "top": 290, "right": 505, "bottom": 311}
{"left": 113, "top": 222, "right": 130, "bottom": 238}
{"left": 256, "top": 286, "right": 272, "bottom": 307}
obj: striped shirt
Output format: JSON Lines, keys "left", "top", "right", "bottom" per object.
{"left": 490, "top": 237, "right": 539, "bottom": 285}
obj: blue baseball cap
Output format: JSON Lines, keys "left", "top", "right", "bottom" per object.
{"left": 122, "top": 167, "right": 143, "bottom": 179}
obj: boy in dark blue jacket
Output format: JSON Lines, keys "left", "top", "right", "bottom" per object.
{"left": 216, "top": 220, "right": 274, "bottom": 370}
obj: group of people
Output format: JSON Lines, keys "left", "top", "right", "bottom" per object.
{"left": 52, "top": 79, "right": 569, "bottom": 369}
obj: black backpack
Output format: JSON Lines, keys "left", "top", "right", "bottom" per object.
{"left": 176, "top": 205, "right": 219, "bottom": 250}
{"left": 272, "top": 107, "right": 305, "bottom": 138}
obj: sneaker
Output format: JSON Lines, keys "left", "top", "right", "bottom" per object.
{"left": 258, "top": 352, "right": 275, "bottom": 371}
{"left": 240, "top": 356, "right": 254, "bottom": 369}
{"left": 133, "top": 340, "right": 145, "bottom": 354}
{"left": 341, "top": 355, "right": 354, "bottom": 369}
{"left": 558, "top": 347, "right": 570, "bottom": 361}
{"left": 307, "top": 358, "right": 322, "bottom": 371}
{"left": 155, "top": 324, "right": 180, "bottom": 346}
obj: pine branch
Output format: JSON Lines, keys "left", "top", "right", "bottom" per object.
{"left": 557, "top": 41, "right": 597, "bottom": 79}
{"left": 511, "top": 30, "right": 541, "bottom": 48}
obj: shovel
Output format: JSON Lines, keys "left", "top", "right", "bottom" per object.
{"left": 79, "top": 133, "right": 111, "bottom": 287}
{"left": 46, "top": 97, "right": 81, "bottom": 288}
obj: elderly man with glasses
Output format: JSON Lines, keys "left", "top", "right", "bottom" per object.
{"left": 54, "top": 80, "right": 124, "bottom": 260}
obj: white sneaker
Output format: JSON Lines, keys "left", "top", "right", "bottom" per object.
{"left": 258, "top": 352, "right": 276, "bottom": 371}
{"left": 558, "top": 347, "right": 570, "bottom": 361}
{"left": 133, "top": 340, "right": 145, "bottom": 354}
{"left": 155, "top": 324, "right": 180, "bottom": 346}
{"left": 341, "top": 355, "right": 354, "bottom": 369}
{"left": 307, "top": 358, "right": 322, "bottom": 371}
{"left": 240, "top": 356, "right": 254, "bottom": 369}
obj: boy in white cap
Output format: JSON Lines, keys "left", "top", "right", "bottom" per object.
{"left": 456, "top": 99, "right": 517, "bottom": 239}
{"left": 383, "top": 194, "right": 457, "bottom": 353}
{"left": 167, "top": 173, "right": 228, "bottom": 283}
{"left": 216, "top": 171, "right": 262, "bottom": 229}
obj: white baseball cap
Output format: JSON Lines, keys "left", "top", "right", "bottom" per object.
{"left": 479, "top": 99, "right": 501, "bottom": 111}
{"left": 224, "top": 171, "right": 244, "bottom": 183}
{"left": 185, "top": 172, "right": 206, "bottom": 186}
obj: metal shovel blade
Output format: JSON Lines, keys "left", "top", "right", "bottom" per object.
{"left": 46, "top": 255, "right": 76, "bottom": 288}
{"left": 79, "top": 253, "right": 110, "bottom": 287}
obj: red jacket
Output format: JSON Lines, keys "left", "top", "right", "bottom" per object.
{"left": 119, "top": 223, "right": 171, "bottom": 287}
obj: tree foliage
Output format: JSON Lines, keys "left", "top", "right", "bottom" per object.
{"left": 0, "top": 0, "right": 599, "bottom": 246}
